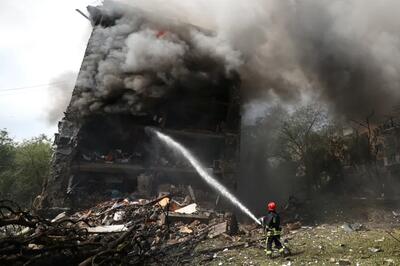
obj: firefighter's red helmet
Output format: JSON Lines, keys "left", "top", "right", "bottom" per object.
{"left": 267, "top": 202, "right": 276, "bottom": 211}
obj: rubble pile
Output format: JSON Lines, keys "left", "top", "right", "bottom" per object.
{"left": 0, "top": 196, "right": 238, "bottom": 265}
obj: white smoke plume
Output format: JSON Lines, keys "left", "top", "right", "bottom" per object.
{"left": 46, "top": 72, "right": 77, "bottom": 124}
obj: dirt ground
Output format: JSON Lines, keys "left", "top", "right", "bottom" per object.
{"left": 192, "top": 224, "right": 400, "bottom": 265}
{"left": 191, "top": 198, "right": 400, "bottom": 265}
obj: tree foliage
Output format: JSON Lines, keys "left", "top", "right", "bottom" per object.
{"left": 243, "top": 103, "right": 380, "bottom": 197}
{"left": 277, "top": 105, "right": 344, "bottom": 193}
{"left": 0, "top": 130, "right": 52, "bottom": 207}
{"left": 0, "top": 130, "right": 16, "bottom": 198}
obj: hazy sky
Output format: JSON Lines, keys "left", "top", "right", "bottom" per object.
{"left": 0, "top": 0, "right": 100, "bottom": 140}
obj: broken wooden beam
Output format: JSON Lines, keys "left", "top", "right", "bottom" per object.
{"left": 85, "top": 224, "right": 128, "bottom": 233}
{"left": 145, "top": 193, "right": 171, "bottom": 206}
{"left": 164, "top": 212, "right": 209, "bottom": 224}
{"left": 208, "top": 221, "right": 227, "bottom": 238}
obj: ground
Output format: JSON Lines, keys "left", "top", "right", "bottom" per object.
{"left": 192, "top": 224, "right": 400, "bottom": 265}
{"left": 190, "top": 197, "right": 400, "bottom": 266}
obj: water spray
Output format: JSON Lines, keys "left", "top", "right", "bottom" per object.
{"left": 150, "top": 128, "right": 261, "bottom": 225}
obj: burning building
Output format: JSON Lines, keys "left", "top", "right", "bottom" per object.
{"left": 41, "top": 3, "right": 242, "bottom": 208}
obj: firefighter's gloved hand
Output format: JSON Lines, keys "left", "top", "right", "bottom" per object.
{"left": 258, "top": 217, "right": 265, "bottom": 227}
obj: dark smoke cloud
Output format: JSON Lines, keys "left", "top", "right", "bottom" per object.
{"left": 64, "top": 0, "right": 400, "bottom": 121}
{"left": 46, "top": 72, "right": 76, "bottom": 124}
{"left": 238, "top": 0, "right": 400, "bottom": 120}
{"left": 70, "top": 1, "right": 242, "bottom": 117}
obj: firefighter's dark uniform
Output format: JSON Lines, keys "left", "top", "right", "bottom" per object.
{"left": 261, "top": 211, "right": 284, "bottom": 256}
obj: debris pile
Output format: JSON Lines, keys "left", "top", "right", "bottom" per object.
{"left": 0, "top": 195, "right": 238, "bottom": 265}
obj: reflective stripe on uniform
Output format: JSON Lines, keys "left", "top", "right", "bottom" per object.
{"left": 266, "top": 228, "right": 281, "bottom": 236}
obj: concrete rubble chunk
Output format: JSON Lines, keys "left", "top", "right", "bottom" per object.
{"left": 342, "top": 222, "right": 363, "bottom": 233}
{"left": 338, "top": 259, "right": 351, "bottom": 265}
{"left": 368, "top": 247, "right": 382, "bottom": 253}
{"left": 28, "top": 244, "right": 44, "bottom": 250}
{"left": 113, "top": 211, "right": 125, "bottom": 221}
{"left": 384, "top": 258, "right": 395, "bottom": 265}
{"left": 174, "top": 203, "right": 198, "bottom": 214}
{"left": 342, "top": 223, "right": 353, "bottom": 232}
{"left": 179, "top": 226, "right": 193, "bottom": 234}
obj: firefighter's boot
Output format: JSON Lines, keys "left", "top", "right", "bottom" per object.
{"left": 280, "top": 246, "right": 291, "bottom": 257}
{"left": 266, "top": 250, "right": 272, "bottom": 258}
{"left": 278, "top": 247, "right": 285, "bottom": 257}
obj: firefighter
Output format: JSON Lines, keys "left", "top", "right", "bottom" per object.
{"left": 261, "top": 201, "right": 285, "bottom": 258}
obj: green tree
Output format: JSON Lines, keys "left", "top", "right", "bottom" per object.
{"left": 277, "top": 105, "right": 344, "bottom": 194}
{"left": 0, "top": 131, "right": 53, "bottom": 206}
{"left": 12, "top": 135, "right": 53, "bottom": 205}
{"left": 0, "top": 130, "right": 16, "bottom": 198}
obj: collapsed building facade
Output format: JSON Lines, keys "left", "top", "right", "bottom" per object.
{"left": 41, "top": 3, "right": 241, "bottom": 208}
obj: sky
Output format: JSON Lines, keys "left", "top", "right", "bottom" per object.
{"left": 0, "top": 0, "right": 101, "bottom": 140}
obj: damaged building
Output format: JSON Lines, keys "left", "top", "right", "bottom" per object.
{"left": 41, "top": 3, "right": 241, "bottom": 209}
{"left": 377, "top": 115, "right": 400, "bottom": 180}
